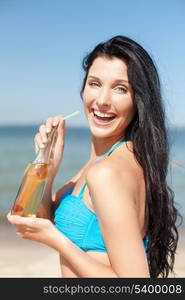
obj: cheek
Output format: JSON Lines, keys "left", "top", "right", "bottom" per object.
{"left": 116, "top": 95, "right": 132, "bottom": 109}
{"left": 83, "top": 88, "right": 94, "bottom": 108}
{"left": 118, "top": 96, "right": 136, "bottom": 118}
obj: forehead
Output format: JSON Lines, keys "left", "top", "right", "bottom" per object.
{"left": 88, "top": 56, "right": 128, "bottom": 80}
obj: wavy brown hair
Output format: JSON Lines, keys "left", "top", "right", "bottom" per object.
{"left": 80, "top": 35, "right": 181, "bottom": 277}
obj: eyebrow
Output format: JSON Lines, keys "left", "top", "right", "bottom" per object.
{"left": 87, "top": 75, "right": 129, "bottom": 84}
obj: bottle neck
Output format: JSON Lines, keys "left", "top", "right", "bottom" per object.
{"left": 33, "top": 127, "right": 57, "bottom": 164}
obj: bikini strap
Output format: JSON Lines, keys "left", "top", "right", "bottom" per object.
{"left": 78, "top": 182, "right": 87, "bottom": 197}
{"left": 95, "top": 136, "right": 131, "bottom": 163}
{"left": 78, "top": 136, "right": 131, "bottom": 197}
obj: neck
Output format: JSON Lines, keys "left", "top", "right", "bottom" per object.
{"left": 89, "top": 134, "right": 125, "bottom": 162}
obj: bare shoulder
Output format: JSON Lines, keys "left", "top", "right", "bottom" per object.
{"left": 86, "top": 149, "right": 144, "bottom": 198}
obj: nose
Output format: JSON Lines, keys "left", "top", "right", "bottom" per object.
{"left": 96, "top": 87, "right": 111, "bottom": 107}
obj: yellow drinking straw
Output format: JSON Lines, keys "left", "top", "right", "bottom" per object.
{"left": 62, "top": 110, "right": 80, "bottom": 121}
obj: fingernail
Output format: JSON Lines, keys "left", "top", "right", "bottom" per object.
{"left": 41, "top": 144, "right": 45, "bottom": 148}
{"left": 46, "top": 128, "right": 50, "bottom": 133}
{"left": 53, "top": 122, "right": 57, "bottom": 126}
{"left": 43, "top": 138, "right": 47, "bottom": 143}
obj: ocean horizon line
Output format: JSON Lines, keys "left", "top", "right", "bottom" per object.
{"left": 0, "top": 123, "right": 88, "bottom": 129}
{"left": 0, "top": 123, "right": 185, "bottom": 131}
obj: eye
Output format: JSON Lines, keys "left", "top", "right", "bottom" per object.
{"left": 116, "top": 86, "right": 127, "bottom": 93}
{"left": 88, "top": 81, "right": 100, "bottom": 87}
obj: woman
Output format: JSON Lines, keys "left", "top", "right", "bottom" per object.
{"left": 8, "top": 35, "right": 179, "bottom": 278}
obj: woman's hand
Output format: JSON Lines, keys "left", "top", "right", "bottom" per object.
{"left": 34, "top": 115, "right": 66, "bottom": 181}
{"left": 7, "top": 213, "right": 60, "bottom": 248}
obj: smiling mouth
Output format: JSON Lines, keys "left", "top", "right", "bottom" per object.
{"left": 93, "top": 110, "right": 116, "bottom": 122}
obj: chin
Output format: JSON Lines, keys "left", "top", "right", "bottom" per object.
{"left": 88, "top": 119, "right": 118, "bottom": 139}
{"left": 90, "top": 128, "right": 114, "bottom": 139}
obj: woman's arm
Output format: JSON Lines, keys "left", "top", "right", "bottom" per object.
{"left": 7, "top": 213, "right": 118, "bottom": 277}
{"left": 86, "top": 161, "right": 150, "bottom": 277}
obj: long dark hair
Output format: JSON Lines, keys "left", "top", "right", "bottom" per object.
{"left": 80, "top": 35, "right": 181, "bottom": 277}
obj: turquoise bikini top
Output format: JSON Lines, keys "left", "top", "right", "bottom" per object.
{"left": 54, "top": 137, "right": 149, "bottom": 253}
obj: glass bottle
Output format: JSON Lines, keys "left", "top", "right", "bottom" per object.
{"left": 11, "top": 127, "right": 57, "bottom": 217}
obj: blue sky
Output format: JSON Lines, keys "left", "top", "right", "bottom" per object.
{"left": 0, "top": 0, "right": 185, "bottom": 127}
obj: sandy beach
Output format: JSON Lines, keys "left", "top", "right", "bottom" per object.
{"left": 0, "top": 216, "right": 184, "bottom": 278}
{"left": 0, "top": 216, "right": 61, "bottom": 278}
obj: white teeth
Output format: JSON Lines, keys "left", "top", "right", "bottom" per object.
{"left": 94, "top": 110, "right": 115, "bottom": 118}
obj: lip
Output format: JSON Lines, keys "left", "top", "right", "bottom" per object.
{"left": 91, "top": 110, "right": 116, "bottom": 127}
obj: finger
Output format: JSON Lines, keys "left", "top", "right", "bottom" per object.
{"left": 45, "top": 117, "right": 54, "bottom": 134}
{"left": 34, "top": 133, "right": 45, "bottom": 151}
{"left": 57, "top": 118, "right": 65, "bottom": 134}
{"left": 7, "top": 212, "right": 14, "bottom": 222}
{"left": 16, "top": 231, "right": 24, "bottom": 238}
{"left": 52, "top": 115, "right": 65, "bottom": 128}
{"left": 56, "top": 120, "right": 65, "bottom": 146}
{"left": 8, "top": 217, "right": 26, "bottom": 232}
{"left": 16, "top": 231, "right": 34, "bottom": 240}
{"left": 16, "top": 225, "right": 35, "bottom": 233}
{"left": 35, "top": 143, "right": 39, "bottom": 154}
{"left": 16, "top": 230, "right": 30, "bottom": 240}
{"left": 7, "top": 214, "right": 36, "bottom": 227}
{"left": 36, "top": 133, "right": 45, "bottom": 148}
{"left": 39, "top": 124, "right": 48, "bottom": 144}
{"left": 7, "top": 214, "right": 23, "bottom": 224}
{"left": 7, "top": 211, "right": 15, "bottom": 223}
{"left": 7, "top": 211, "right": 11, "bottom": 218}
{"left": 14, "top": 224, "right": 28, "bottom": 232}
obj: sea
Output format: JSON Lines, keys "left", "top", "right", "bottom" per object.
{"left": 0, "top": 125, "right": 185, "bottom": 221}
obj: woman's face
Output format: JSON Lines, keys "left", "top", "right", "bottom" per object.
{"left": 83, "top": 56, "right": 136, "bottom": 139}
